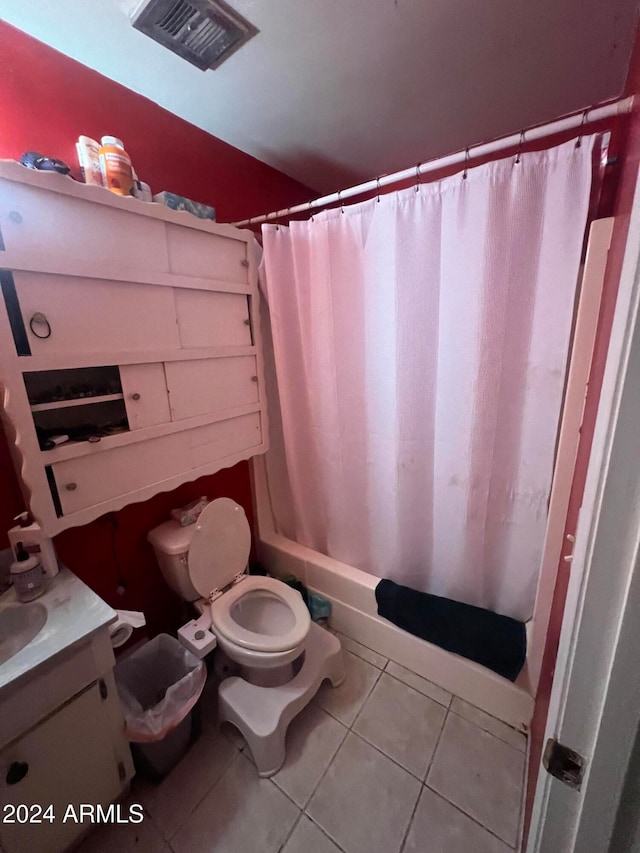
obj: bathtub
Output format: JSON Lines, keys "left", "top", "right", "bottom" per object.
{"left": 252, "top": 458, "right": 535, "bottom": 731}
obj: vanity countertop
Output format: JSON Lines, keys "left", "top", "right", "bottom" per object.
{"left": 0, "top": 567, "right": 116, "bottom": 691}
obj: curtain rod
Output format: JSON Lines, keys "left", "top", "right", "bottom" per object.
{"left": 233, "top": 97, "right": 634, "bottom": 228}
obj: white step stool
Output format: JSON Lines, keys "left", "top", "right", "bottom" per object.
{"left": 218, "top": 622, "right": 345, "bottom": 776}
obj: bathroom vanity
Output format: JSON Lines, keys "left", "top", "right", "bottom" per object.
{"left": 0, "top": 569, "right": 134, "bottom": 853}
{"left": 0, "top": 161, "right": 267, "bottom": 536}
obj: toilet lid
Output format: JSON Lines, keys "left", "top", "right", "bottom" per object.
{"left": 187, "top": 498, "right": 251, "bottom": 598}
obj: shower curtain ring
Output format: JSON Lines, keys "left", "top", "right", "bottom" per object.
{"left": 415, "top": 163, "right": 422, "bottom": 192}
{"left": 576, "top": 110, "right": 589, "bottom": 148}
{"left": 515, "top": 130, "right": 525, "bottom": 164}
{"left": 338, "top": 190, "right": 344, "bottom": 213}
{"left": 462, "top": 147, "right": 470, "bottom": 180}
{"left": 308, "top": 201, "right": 314, "bottom": 222}
{"left": 376, "top": 177, "right": 381, "bottom": 202}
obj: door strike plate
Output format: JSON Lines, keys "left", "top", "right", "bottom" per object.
{"left": 543, "top": 738, "right": 585, "bottom": 790}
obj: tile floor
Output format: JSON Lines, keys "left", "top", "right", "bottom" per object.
{"left": 80, "top": 630, "right": 527, "bottom": 853}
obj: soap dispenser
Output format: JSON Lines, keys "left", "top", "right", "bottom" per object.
{"left": 8, "top": 514, "right": 59, "bottom": 578}
{"left": 10, "top": 542, "right": 46, "bottom": 602}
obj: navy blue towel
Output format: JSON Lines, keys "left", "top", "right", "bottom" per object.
{"left": 375, "top": 579, "right": 526, "bottom": 682}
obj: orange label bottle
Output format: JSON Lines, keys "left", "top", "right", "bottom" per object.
{"left": 99, "top": 136, "right": 134, "bottom": 196}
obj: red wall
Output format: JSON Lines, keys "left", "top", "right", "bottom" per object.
{"left": 0, "top": 22, "right": 313, "bottom": 635}
{"left": 0, "top": 22, "right": 313, "bottom": 224}
{"left": 522, "top": 34, "right": 640, "bottom": 843}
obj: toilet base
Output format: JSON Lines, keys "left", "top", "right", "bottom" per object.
{"left": 217, "top": 622, "right": 345, "bottom": 777}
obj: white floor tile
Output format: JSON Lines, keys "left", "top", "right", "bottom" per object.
{"left": 335, "top": 632, "right": 388, "bottom": 669}
{"left": 273, "top": 703, "right": 348, "bottom": 806}
{"left": 403, "top": 787, "right": 513, "bottom": 853}
{"left": 353, "top": 673, "right": 446, "bottom": 778}
{"left": 282, "top": 815, "right": 343, "bottom": 853}
{"left": 138, "top": 727, "right": 238, "bottom": 838}
{"left": 77, "top": 808, "right": 169, "bottom": 853}
{"left": 307, "top": 732, "right": 421, "bottom": 853}
{"left": 315, "top": 651, "right": 380, "bottom": 725}
{"left": 427, "top": 712, "right": 525, "bottom": 847}
{"left": 171, "top": 753, "right": 299, "bottom": 853}
{"left": 385, "top": 661, "right": 452, "bottom": 708}
{"left": 450, "top": 697, "right": 527, "bottom": 752}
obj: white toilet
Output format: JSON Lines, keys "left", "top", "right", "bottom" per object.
{"left": 148, "top": 497, "right": 344, "bottom": 776}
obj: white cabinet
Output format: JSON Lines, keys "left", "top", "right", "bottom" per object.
{"left": 0, "top": 605, "right": 134, "bottom": 853}
{"left": 0, "top": 679, "right": 125, "bottom": 853}
{"left": 0, "top": 162, "right": 268, "bottom": 535}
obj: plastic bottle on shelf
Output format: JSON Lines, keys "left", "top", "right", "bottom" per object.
{"left": 98, "top": 136, "right": 134, "bottom": 196}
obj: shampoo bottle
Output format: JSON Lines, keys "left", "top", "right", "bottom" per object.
{"left": 76, "top": 136, "right": 104, "bottom": 186}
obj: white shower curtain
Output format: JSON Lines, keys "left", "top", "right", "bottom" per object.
{"left": 261, "top": 136, "right": 596, "bottom": 622}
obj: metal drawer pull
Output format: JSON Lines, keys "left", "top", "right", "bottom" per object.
{"left": 240, "top": 259, "right": 249, "bottom": 267}
{"left": 244, "top": 318, "right": 251, "bottom": 325}
{"left": 65, "top": 482, "right": 78, "bottom": 491}
{"left": 251, "top": 375, "right": 258, "bottom": 382}
{"left": 6, "top": 762, "right": 29, "bottom": 785}
{"left": 131, "top": 393, "right": 141, "bottom": 401}
{"left": 29, "top": 312, "right": 52, "bottom": 339}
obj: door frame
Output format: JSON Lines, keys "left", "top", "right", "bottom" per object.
{"left": 527, "top": 216, "right": 614, "bottom": 693}
{"left": 528, "top": 169, "right": 640, "bottom": 851}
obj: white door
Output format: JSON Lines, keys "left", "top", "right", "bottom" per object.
{"left": 528, "top": 172, "right": 640, "bottom": 851}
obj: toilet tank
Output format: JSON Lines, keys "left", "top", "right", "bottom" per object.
{"left": 148, "top": 519, "right": 199, "bottom": 601}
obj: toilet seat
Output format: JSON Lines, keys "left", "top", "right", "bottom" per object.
{"left": 210, "top": 576, "right": 310, "bottom": 653}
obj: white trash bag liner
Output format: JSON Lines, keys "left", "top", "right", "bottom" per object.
{"left": 115, "top": 633, "right": 206, "bottom": 743}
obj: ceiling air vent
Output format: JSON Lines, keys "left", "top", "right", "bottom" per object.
{"left": 131, "top": 0, "right": 258, "bottom": 71}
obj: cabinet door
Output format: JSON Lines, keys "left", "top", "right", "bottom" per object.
{"left": 175, "top": 289, "right": 252, "bottom": 348}
{"left": 166, "top": 223, "right": 248, "bottom": 283}
{"left": 165, "top": 356, "right": 260, "bottom": 421}
{"left": 120, "top": 363, "right": 170, "bottom": 429}
{"left": 52, "top": 432, "right": 189, "bottom": 515}
{"left": 0, "top": 681, "right": 124, "bottom": 853}
{"left": 189, "top": 412, "right": 263, "bottom": 467}
{"left": 0, "top": 179, "right": 168, "bottom": 274}
{"left": 10, "top": 272, "right": 179, "bottom": 356}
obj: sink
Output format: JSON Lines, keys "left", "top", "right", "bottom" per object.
{"left": 0, "top": 603, "right": 47, "bottom": 666}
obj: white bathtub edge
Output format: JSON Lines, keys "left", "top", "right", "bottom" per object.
{"left": 258, "top": 532, "right": 535, "bottom": 730}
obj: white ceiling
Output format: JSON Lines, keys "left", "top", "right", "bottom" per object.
{"left": 3, "top": 0, "right": 639, "bottom": 193}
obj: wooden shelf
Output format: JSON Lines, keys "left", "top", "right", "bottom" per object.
{"left": 38, "top": 401, "right": 262, "bottom": 463}
{"left": 21, "top": 345, "right": 257, "bottom": 372}
{"left": 30, "top": 393, "right": 124, "bottom": 412}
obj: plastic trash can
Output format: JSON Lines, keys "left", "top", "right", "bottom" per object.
{"left": 114, "top": 633, "right": 206, "bottom": 780}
